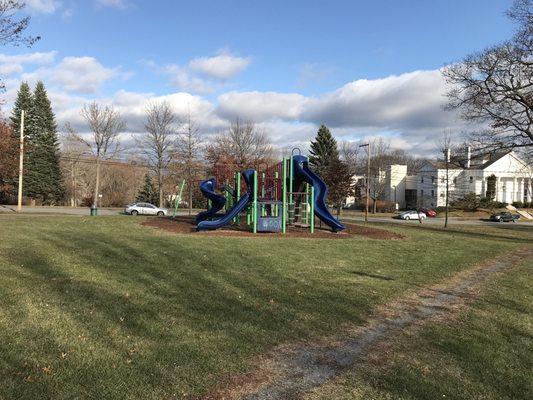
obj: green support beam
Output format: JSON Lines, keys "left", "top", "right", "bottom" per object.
{"left": 282, "top": 158, "right": 287, "bottom": 234}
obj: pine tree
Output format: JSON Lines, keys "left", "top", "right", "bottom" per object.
{"left": 309, "top": 124, "right": 339, "bottom": 176}
{"left": 32, "top": 81, "right": 65, "bottom": 204}
{"left": 323, "top": 158, "right": 354, "bottom": 217}
{"left": 10, "top": 82, "right": 38, "bottom": 199}
{"left": 136, "top": 174, "right": 158, "bottom": 204}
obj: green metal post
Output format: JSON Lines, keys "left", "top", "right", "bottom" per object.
{"left": 173, "top": 179, "right": 186, "bottom": 218}
{"left": 289, "top": 155, "right": 293, "bottom": 205}
{"left": 310, "top": 185, "right": 314, "bottom": 233}
{"left": 234, "top": 172, "right": 241, "bottom": 224}
{"left": 282, "top": 158, "right": 287, "bottom": 234}
{"left": 274, "top": 171, "right": 279, "bottom": 217}
{"left": 253, "top": 170, "right": 258, "bottom": 233}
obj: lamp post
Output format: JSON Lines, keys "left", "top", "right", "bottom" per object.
{"left": 393, "top": 185, "right": 397, "bottom": 210}
{"left": 359, "top": 143, "right": 370, "bottom": 223}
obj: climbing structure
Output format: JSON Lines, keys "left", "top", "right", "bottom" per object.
{"left": 195, "top": 150, "right": 345, "bottom": 233}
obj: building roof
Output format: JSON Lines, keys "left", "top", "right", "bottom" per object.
{"left": 422, "top": 150, "right": 515, "bottom": 171}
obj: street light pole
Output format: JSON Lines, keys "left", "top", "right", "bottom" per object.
{"left": 17, "top": 110, "right": 25, "bottom": 212}
{"left": 359, "top": 143, "right": 370, "bottom": 223}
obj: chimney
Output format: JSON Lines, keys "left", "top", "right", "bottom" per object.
{"left": 445, "top": 148, "right": 450, "bottom": 163}
{"left": 466, "top": 146, "right": 471, "bottom": 168}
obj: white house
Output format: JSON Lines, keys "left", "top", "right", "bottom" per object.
{"left": 415, "top": 150, "right": 532, "bottom": 207}
{"left": 346, "top": 149, "right": 532, "bottom": 209}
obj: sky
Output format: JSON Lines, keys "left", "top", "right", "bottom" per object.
{"left": 0, "top": 0, "right": 517, "bottom": 156}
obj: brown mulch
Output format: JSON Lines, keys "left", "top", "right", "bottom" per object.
{"left": 140, "top": 216, "right": 403, "bottom": 240}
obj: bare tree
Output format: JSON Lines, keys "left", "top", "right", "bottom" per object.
{"left": 61, "top": 130, "right": 90, "bottom": 207}
{"left": 175, "top": 110, "right": 203, "bottom": 214}
{"left": 367, "top": 138, "right": 390, "bottom": 213}
{"left": 443, "top": 0, "right": 532, "bottom": 153}
{"left": 0, "top": 1, "right": 40, "bottom": 47}
{"left": 436, "top": 132, "right": 458, "bottom": 228}
{"left": 70, "top": 103, "right": 126, "bottom": 208}
{"left": 206, "top": 118, "right": 273, "bottom": 168}
{"left": 339, "top": 140, "right": 359, "bottom": 176}
{"left": 138, "top": 101, "right": 177, "bottom": 207}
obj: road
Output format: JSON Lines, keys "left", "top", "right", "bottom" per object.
{"left": 0, "top": 205, "right": 200, "bottom": 217}
{"left": 1, "top": 205, "right": 531, "bottom": 231}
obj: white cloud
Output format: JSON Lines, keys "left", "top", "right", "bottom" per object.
{"left": 302, "top": 70, "right": 453, "bottom": 130}
{"left": 22, "top": 56, "right": 124, "bottom": 94}
{"left": 0, "top": 51, "right": 57, "bottom": 75}
{"left": 96, "top": 0, "right": 132, "bottom": 9}
{"left": 189, "top": 50, "right": 251, "bottom": 80}
{"left": 0, "top": 51, "right": 57, "bottom": 65}
{"left": 217, "top": 91, "right": 308, "bottom": 122}
{"left": 164, "top": 65, "right": 214, "bottom": 95}
{"left": 25, "top": 0, "right": 61, "bottom": 14}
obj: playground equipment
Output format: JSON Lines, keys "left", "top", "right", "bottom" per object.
{"left": 195, "top": 178, "right": 226, "bottom": 223}
{"left": 195, "top": 150, "right": 345, "bottom": 233}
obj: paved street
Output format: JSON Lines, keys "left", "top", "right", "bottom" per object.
{"left": 2, "top": 205, "right": 531, "bottom": 232}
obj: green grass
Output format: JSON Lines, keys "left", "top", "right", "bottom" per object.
{"left": 0, "top": 215, "right": 530, "bottom": 399}
{"left": 305, "top": 257, "right": 533, "bottom": 400}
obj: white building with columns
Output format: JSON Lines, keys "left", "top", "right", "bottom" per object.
{"left": 415, "top": 150, "right": 532, "bottom": 207}
{"left": 346, "top": 150, "right": 532, "bottom": 209}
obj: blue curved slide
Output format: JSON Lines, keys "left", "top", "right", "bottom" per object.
{"left": 292, "top": 155, "right": 345, "bottom": 232}
{"left": 197, "top": 169, "right": 255, "bottom": 231}
{"left": 196, "top": 179, "right": 226, "bottom": 223}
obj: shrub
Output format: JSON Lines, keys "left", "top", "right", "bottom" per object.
{"left": 512, "top": 201, "right": 524, "bottom": 208}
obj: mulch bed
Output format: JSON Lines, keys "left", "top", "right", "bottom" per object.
{"left": 141, "top": 216, "right": 403, "bottom": 240}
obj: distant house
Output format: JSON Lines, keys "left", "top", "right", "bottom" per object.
{"left": 415, "top": 150, "right": 532, "bottom": 207}
{"left": 346, "top": 149, "right": 532, "bottom": 209}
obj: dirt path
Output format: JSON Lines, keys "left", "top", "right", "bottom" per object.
{"left": 200, "top": 247, "right": 532, "bottom": 400}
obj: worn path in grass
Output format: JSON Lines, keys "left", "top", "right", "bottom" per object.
{"left": 203, "top": 247, "right": 532, "bottom": 400}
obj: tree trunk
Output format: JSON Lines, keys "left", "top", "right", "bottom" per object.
{"left": 188, "top": 186, "right": 193, "bottom": 216}
{"left": 445, "top": 164, "right": 449, "bottom": 228}
{"left": 94, "top": 157, "right": 100, "bottom": 207}
{"left": 158, "top": 168, "right": 163, "bottom": 207}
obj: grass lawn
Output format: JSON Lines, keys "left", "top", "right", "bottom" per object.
{"left": 304, "top": 257, "right": 532, "bottom": 400}
{"left": 0, "top": 215, "right": 531, "bottom": 399}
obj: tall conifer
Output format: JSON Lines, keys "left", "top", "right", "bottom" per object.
{"left": 309, "top": 124, "right": 339, "bottom": 176}
{"left": 33, "top": 81, "right": 65, "bottom": 203}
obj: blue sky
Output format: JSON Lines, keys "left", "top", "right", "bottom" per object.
{"left": 0, "top": 0, "right": 517, "bottom": 154}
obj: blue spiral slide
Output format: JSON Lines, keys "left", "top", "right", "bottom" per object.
{"left": 292, "top": 155, "right": 345, "bottom": 232}
{"left": 196, "top": 169, "right": 255, "bottom": 231}
{"left": 195, "top": 179, "right": 226, "bottom": 223}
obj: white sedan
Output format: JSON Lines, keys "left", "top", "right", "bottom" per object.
{"left": 124, "top": 202, "right": 168, "bottom": 216}
{"left": 394, "top": 210, "right": 427, "bottom": 220}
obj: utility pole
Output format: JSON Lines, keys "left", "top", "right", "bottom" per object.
{"left": 17, "top": 110, "right": 25, "bottom": 212}
{"left": 359, "top": 142, "right": 370, "bottom": 223}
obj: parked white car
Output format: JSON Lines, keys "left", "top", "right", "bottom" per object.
{"left": 124, "top": 202, "right": 168, "bottom": 216}
{"left": 394, "top": 210, "right": 427, "bottom": 220}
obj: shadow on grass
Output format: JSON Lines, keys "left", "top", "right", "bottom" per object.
{"left": 348, "top": 271, "right": 395, "bottom": 281}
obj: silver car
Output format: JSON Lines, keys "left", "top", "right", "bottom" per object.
{"left": 124, "top": 202, "right": 168, "bottom": 216}
{"left": 395, "top": 210, "right": 427, "bottom": 220}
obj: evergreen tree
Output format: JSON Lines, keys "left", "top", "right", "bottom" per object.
{"left": 486, "top": 174, "right": 497, "bottom": 200}
{"left": 309, "top": 124, "right": 339, "bottom": 176}
{"left": 324, "top": 158, "right": 354, "bottom": 217}
{"left": 136, "top": 174, "right": 158, "bottom": 204}
{"left": 32, "top": 81, "right": 65, "bottom": 203}
{"left": 10, "top": 82, "right": 38, "bottom": 199}
{"left": 10, "top": 81, "right": 65, "bottom": 204}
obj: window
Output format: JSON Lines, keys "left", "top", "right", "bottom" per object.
{"left": 453, "top": 177, "right": 457, "bottom": 184}
{"left": 431, "top": 176, "right": 435, "bottom": 184}
{"left": 421, "top": 177, "right": 424, "bottom": 183}
{"left": 421, "top": 190, "right": 424, "bottom": 197}
{"left": 441, "top": 177, "right": 445, "bottom": 183}
{"left": 431, "top": 190, "right": 435, "bottom": 197}
{"left": 469, "top": 176, "right": 474, "bottom": 183}
{"left": 440, "top": 192, "right": 445, "bottom": 197}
